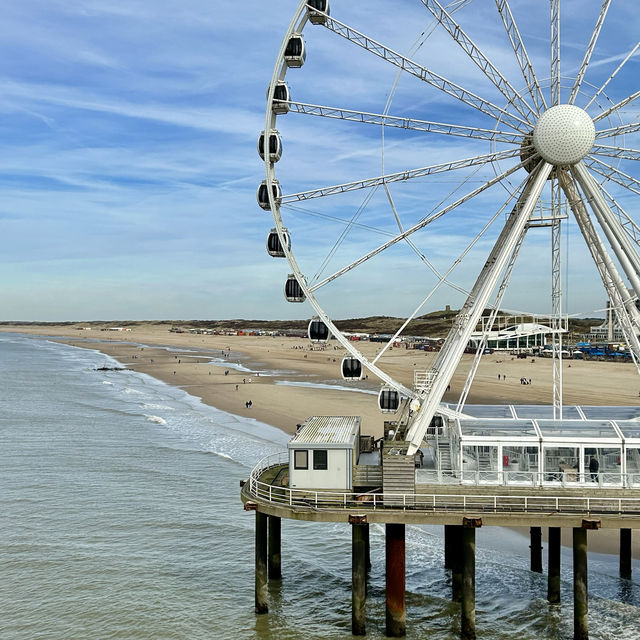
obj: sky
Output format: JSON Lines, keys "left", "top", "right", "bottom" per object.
{"left": 0, "top": 0, "right": 639, "bottom": 321}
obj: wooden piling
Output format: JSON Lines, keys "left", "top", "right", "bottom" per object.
{"left": 547, "top": 527, "right": 561, "bottom": 604}
{"left": 351, "top": 520, "right": 367, "bottom": 636}
{"left": 530, "top": 526, "right": 543, "bottom": 573}
{"left": 255, "top": 511, "right": 268, "bottom": 614}
{"left": 573, "top": 527, "right": 588, "bottom": 640}
{"left": 620, "top": 528, "right": 632, "bottom": 580}
{"left": 268, "top": 515, "right": 281, "bottom": 580}
{"left": 386, "top": 523, "right": 406, "bottom": 637}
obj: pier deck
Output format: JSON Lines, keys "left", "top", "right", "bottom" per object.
{"left": 242, "top": 458, "right": 640, "bottom": 528}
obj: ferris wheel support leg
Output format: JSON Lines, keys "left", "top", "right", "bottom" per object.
{"left": 572, "top": 163, "right": 640, "bottom": 297}
{"left": 558, "top": 170, "right": 640, "bottom": 368}
{"left": 405, "top": 161, "right": 553, "bottom": 456}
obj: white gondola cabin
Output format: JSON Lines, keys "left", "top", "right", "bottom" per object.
{"left": 257, "top": 130, "right": 282, "bottom": 163}
{"left": 341, "top": 357, "right": 363, "bottom": 380}
{"left": 266, "top": 228, "right": 290, "bottom": 258}
{"left": 307, "top": 0, "right": 330, "bottom": 24}
{"left": 308, "top": 318, "right": 329, "bottom": 342}
{"left": 284, "top": 34, "right": 306, "bottom": 68}
{"left": 269, "top": 82, "right": 290, "bottom": 114}
{"left": 284, "top": 274, "right": 306, "bottom": 303}
{"left": 257, "top": 179, "right": 281, "bottom": 211}
{"left": 288, "top": 416, "right": 360, "bottom": 490}
{"left": 378, "top": 386, "right": 400, "bottom": 413}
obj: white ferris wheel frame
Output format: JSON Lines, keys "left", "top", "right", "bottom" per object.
{"left": 262, "top": 0, "right": 640, "bottom": 454}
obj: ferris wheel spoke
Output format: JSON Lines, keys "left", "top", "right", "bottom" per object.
{"left": 559, "top": 168, "right": 640, "bottom": 368}
{"left": 586, "top": 156, "right": 640, "bottom": 197}
{"left": 279, "top": 147, "right": 525, "bottom": 203}
{"left": 596, "top": 119, "right": 640, "bottom": 139}
{"left": 572, "top": 162, "right": 640, "bottom": 299}
{"left": 568, "top": 0, "right": 611, "bottom": 105}
{"left": 495, "top": 0, "right": 547, "bottom": 113}
{"left": 456, "top": 219, "right": 528, "bottom": 413}
{"left": 592, "top": 90, "right": 640, "bottom": 124}
{"left": 419, "top": 0, "right": 537, "bottom": 121}
{"left": 550, "top": 0, "right": 560, "bottom": 106}
{"left": 286, "top": 100, "right": 524, "bottom": 143}
{"left": 317, "top": 12, "right": 530, "bottom": 132}
{"left": 596, "top": 183, "right": 640, "bottom": 248}
{"left": 307, "top": 155, "right": 539, "bottom": 292}
{"left": 372, "top": 176, "right": 527, "bottom": 367}
{"left": 585, "top": 42, "right": 640, "bottom": 110}
{"left": 383, "top": 184, "right": 470, "bottom": 297}
{"left": 405, "top": 160, "right": 554, "bottom": 455}
{"left": 591, "top": 144, "right": 640, "bottom": 162}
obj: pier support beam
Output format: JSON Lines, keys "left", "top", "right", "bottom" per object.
{"left": 268, "top": 515, "right": 281, "bottom": 580}
{"left": 620, "top": 529, "right": 632, "bottom": 580}
{"left": 530, "top": 526, "right": 543, "bottom": 573}
{"left": 547, "top": 527, "right": 561, "bottom": 604}
{"left": 573, "top": 527, "right": 588, "bottom": 640}
{"left": 461, "top": 518, "right": 480, "bottom": 640}
{"left": 255, "top": 511, "right": 268, "bottom": 614}
{"left": 351, "top": 517, "right": 367, "bottom": 636}
{"left": 386, "top": 523, "right": 406, "bottom": 637}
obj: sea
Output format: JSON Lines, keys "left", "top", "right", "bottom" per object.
{"left": 1, "top": 333, "right": 639, "bottom": 640}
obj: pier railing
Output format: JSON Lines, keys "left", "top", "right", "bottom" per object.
{"left": 247, "top": 454, "right": 640, "bottom": 516}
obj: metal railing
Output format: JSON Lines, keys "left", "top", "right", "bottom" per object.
{"left": 246, "top": 454, "right": 640, "bottom": 515}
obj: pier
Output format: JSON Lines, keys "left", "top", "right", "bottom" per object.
{"left": 242, "top": 442, "right": 638, "bottom": 639}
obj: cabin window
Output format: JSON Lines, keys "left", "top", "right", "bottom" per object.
{"left": 313, "top": 449, "right": 328, "bottom": 470}
{"left": 294, "top": 450, "right": 308, "bottom": 469}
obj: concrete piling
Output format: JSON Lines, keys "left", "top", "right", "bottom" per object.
{"left": 351, "top": 519, "right": 367, "bottom": 636}
{"left": 255, "top": 511, "right": 268, "bottom": 614}
{"left": 547, "top": 527, "right": 561, "bottom": 604}
{"left": 620, "top": 528, "right": 632, "bottom": 580}
{"left": 268, "top": 515, "right": 281, "bottom": 580}
{"left": 530, "top": 526, "right": 543, "bottom": 573}
{"left": 385, "top": 523, "right": 406, "bottom": 637}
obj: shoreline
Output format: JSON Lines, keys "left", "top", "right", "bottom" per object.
{"left": 3, "top": 324, "right": 640, "bottom": 559}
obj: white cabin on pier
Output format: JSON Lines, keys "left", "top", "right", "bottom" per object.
{"left": 288, "top": 416, "right": 360, "bottom": 490}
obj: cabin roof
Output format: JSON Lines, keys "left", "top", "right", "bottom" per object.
{"left": 289, "top": 416, "right": 360, "bottom": 448}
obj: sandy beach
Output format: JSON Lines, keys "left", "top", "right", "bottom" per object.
{"left": 3, "top": 323, "right": 640, "bottom": 558}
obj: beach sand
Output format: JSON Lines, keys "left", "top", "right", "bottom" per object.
{"left": 3, "top": 323, "right": 640, "bottom": 558}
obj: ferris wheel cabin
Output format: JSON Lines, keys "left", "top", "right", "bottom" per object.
{"left": 378, "top": 387, "right": 400, "bottom": 413}
{"left": 258, "top": 130, "right": 282, "bottom": 163}
{"left": 306, "top": 0, "right": 330, "bottom": 24}
{"left": 284, "top": 34, "right": 306, "bottom": 68}
{"left": 266, "top": 228, "right": 290, "bottom": 258}
{"left": 341, "top": 357, "right": 363, "bottom": 380}
{"left": 284, "top": 275, "right": 306, "bottom": 303}
{"left": 308, "top": 318, "right": 329, "bottom": 342}
{"left": 257, "top": 179, "right": 281, "bottom": 211}
{"left": 269, "top": 82, "right": 290, "bottom": 114}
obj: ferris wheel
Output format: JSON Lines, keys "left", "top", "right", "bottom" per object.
{"left": 259, "top": 0, "right": 640, "bottom": 455}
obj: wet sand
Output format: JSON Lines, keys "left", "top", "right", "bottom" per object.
{"left": 3, "top": 323, "right": 640, "bottom": 558}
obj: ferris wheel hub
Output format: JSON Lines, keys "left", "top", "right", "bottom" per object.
{"left": 532, "top": 104, "right": 595, "bottom": 166}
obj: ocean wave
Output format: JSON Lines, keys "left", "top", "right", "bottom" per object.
{"left": 102, "top": 381, "right": 113, "bottom": 385}
{"left": 141, "top": 403, "right": 175, "bottom": 411}
{"left": 144, "top": 414, "right": 167, "bottom": 425}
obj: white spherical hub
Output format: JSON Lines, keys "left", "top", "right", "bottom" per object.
{"left": 532, "top": 104, "right": 595, "bottom": 165}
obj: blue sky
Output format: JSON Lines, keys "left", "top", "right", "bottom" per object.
{"left": 0, "top": 0, "right": 638, "bottom": 321}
